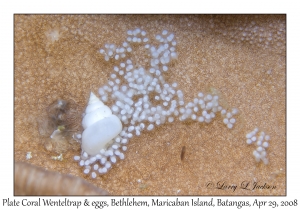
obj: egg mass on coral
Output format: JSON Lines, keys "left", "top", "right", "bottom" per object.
{"left": 74, "top": 28, "right": 241, "bottom": 178}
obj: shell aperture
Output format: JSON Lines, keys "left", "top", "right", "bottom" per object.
{"left": 81, "top": 92, "right": 122, "bottom": 156}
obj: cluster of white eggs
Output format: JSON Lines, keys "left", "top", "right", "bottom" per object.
{"left": 246, "top": 128, "right": 271, "bottom": 165}
{"left": 99, "top": 43, "right": 128, "bottom": 61}
{"left": 221, "top": 108, "right": 238, "bottom": 129}
{"left": 74, "top": 28, "right": 241, "bottom": 178}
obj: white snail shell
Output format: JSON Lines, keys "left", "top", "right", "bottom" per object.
{"left": 81, "top": 92, "right": 122, "bottom": 156}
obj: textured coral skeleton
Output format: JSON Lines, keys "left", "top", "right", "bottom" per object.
{"left": 14, "top": 162, "right": 109, "bottom": 195}
{"left": 14, "top": 15, "right": 286, "bottom": 195}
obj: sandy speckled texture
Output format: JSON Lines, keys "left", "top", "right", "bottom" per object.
{"left": 14, "top": 15, "right": 286, "bottom": 195}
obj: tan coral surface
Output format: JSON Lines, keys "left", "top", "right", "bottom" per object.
{"left": 14, "top": 15, "right": 286, "bottom": 195}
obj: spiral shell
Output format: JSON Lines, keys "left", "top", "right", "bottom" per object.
{"left": 81, "top": 92, "right": 122, "bottom": 156}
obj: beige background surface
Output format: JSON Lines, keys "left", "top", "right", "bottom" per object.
{"left": 14, "top": 15, "right": 286, "bottom": 195}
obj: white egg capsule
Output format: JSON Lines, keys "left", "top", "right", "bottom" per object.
{"left": 81, "top": 92, "right": 122, "bottom": 156}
